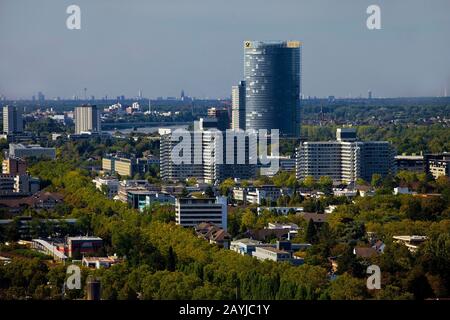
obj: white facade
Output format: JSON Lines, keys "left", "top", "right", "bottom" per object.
{"left": 92, "top": 177, "right": 119, "bottom": 198}
{"left": 252, "top": 246, "right": 291, "bottom": 262}
{"left": 175, "top": 196, "right": 228, "bottom": 231}
{"left": 296, "top": 129, "right": 396, "bottom": 184}
{"left": 74, "top": 105, "right": 100, "bottom": 134}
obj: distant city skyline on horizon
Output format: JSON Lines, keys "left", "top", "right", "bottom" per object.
{"left": 1, "top": 0, "right": 450, "bottom": 100}
{"left": 2, "top": 90, "right": 450, "bottom": 102}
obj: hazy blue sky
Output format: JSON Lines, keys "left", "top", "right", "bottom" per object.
{"left": 1, "top": 0, "right": 450, "bottom": 99}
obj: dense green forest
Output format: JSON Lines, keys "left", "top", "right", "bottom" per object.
{"left": 1, "top": 159, "right": 450, "bottom": 300}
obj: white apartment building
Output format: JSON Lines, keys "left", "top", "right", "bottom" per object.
{"left": 160, "top": 127, "right": 256, "bottom": 184}
{"left": 175, "top": 196, "right": 228, "bottom": 231}
{"left": 74, "top": 105, "right": 100, "bottom": 134}
{"left": 159, "top": 129, "right": 204, "bottom": 182}
{"left": 296, "top": 128, "right": 396, "bottom": 184}
{"left": 92, "top": 177, "right": 119, "bottom": 199}
{"left": 252, "top": 246, "right": 292, "bottom": 262}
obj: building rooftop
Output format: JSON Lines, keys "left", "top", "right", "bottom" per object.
{"left": 256, "top": 246, "right": 289, "bottom": 254}
{"left": 67, "top": 236, "right": 102, "bottom": 241}
{"left": 393, "top": 235, "right": 428, "bottom": 242}
{"left": 354, "top": 247, "right": 378, "bottom": 258}
{"left": 231, "top": 238, "right": 262, "bottom": 246}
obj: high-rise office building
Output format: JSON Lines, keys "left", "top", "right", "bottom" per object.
{"left": 74, "top": 105, "right": 101, "bottom": 134}
{"left": 2, "top": 105, "right": 23, "bottom": 134}
{"left": 244, "top": 41, "right": 301, "bottom": 137}
{"left": 296, "top": 128, "right": 396, "bottom": 184}
{"left": 231, "top": 81, "right": 246, "bottom": 130}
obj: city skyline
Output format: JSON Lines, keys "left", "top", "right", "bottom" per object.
{"left": 1, "top": 0, "right": 450, "bottom": 100}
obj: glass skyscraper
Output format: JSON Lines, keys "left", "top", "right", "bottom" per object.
{"left": 244, "top": 41, "right": 301, "bottom": 137}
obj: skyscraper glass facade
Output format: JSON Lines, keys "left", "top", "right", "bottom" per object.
{"left": 244, "top": 41, "right": 301, "bottom": 137}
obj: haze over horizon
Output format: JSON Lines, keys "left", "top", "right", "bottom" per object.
{"left": 1, "top": 0, "right": 450, "bottom": 100}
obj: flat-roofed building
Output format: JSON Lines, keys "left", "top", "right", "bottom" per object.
{"left": 252, "top": 246, "right": 292, "bottom": 262}
{"left": 245, "top": 185, "right": 283, "bottom": 205}
{"left": 127, "top": 189, "right": 175, "bottom": 211}
{"left": 175, "top": 196, "right": 227, "bottom": 231}
{"left": 67, "top": 236, "right": 103, "bottom": 259}
{"left": 230, "top": 238, "right": 272, "bottom": 256}
{"left": 92, "top": 177, "right": 119, "bottom": 199}
{"left": 159, "top": 129, "right": 204, "bottom": 182}
{"left": 74, "top": 104, "right": 100, "bottom": 134}
{"left": 296, "top": 128, "right": 396, "bottom": 184}
{"left": 393, "top": 235, "right": 428, "bottom": 252}
{"left": 425, "top": 153, "right": 450, "bottom": 179}
{"left": 9, "top": 144, "right": 56, "bottom": 159}
{"left": 2, "top": 157, "right": 27, "bottom": 175}
{"left": 395, "top": 155, "right": 425, "bottom": 173}
{"left": 102, "top": 154, "right": 156, "bottom": 178}
{"left": 2, "top": 105, "right": 23, "bottom": 134}
{"left": 82, "top": 255, "right": 121, "bottom": 269}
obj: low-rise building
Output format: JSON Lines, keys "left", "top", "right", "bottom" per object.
{"left": 67, "top": 236, "right": 103, "bottom": 259}
{"left": 257, "top": 207, "right": 304, "bottom": 215}
{"left": 393, "top": 235, "right": 428, "bottom": 252}
{"left": 0, "top": 191, "right": 60, "bottom": 214}
{"left": 2, "top": 157, "right": 27, "bottom": 175}
{"left": 82, "top": 255, "right": 121, "bottom": 269}
{"left": 252, "top": 246, "right": 292, "bottom": 262}
{"left": 395, "top": 155, "right": 425, "bottom": 173}
{"left": 353, "top": 247, "right": 378, "bottom": 259}
{"left": 127, "top": 190, "right": 175, "bottom": 211}
{"left": 267, "top": 222, "right": 299, "bottom": 231}
{"left": 333, "top": 188, "right": 358, "bottom": 198}
{"left": 394, "top": 187, "right": 412, "bottom": 195}
{"left": 9, "top": 143, "right": 56, "bottom": 159}
{"left": 251, "top": 241, "right": 305, "bottom": 265}
{"left": 195, "top": 222, "right": 231, "bottom": 249}
{"left": 175, "top": 196, "right": 227, "bottom": 231}
{"left": 92, "top": 177, "right": 119, "bottom": 199}
{"left": 116, "top": 180, "right": 161, "bottom": 202}
{"left": 245, "top": 185, "right": 283, "bottom": 205}
{"left": 425, "top": 153, "right": 450, "bottom": 179}
{"left": 31, "top": 239, "right": 68, "bottom": 262}
{"left": 230, "top": 238, "right": 273, "bottom": 256}
{"left": 102, "top": 154, "right": 157, "bottom": 178}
